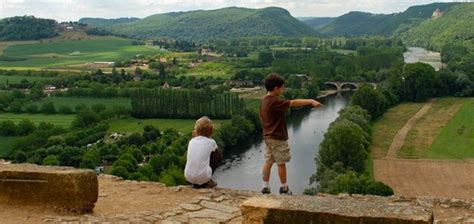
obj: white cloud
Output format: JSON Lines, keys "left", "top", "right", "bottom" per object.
{"left": 0, "top": 0, "right": 452, "bottom": 21}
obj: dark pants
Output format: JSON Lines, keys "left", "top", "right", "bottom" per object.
{"left": 210, "top": 148, "right": 222, "bottom": 174}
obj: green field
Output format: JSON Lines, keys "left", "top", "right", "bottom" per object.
{"left": 0, "top": 37, "right": 163, "bottom": 69}
{"left": 426, "top": 99, "right": 474, "bottom": 159}
{"left": 0, "top": 136, "right": 17, "bottom": 157}
{"left": 0, "top": 113, "right": 75, "bottom": 127}
{"left": 108, "top": 117, "right": 226, "bottom": 134}
{"left": 27, "top": 97, "right": 131, "bottom": 110}
{"left": 369, "top": 102, "right": 424, "bottom": 158}
{"left": 0, "top": 75, "right": 53, "bottom": 84}
{"left": 244, "top": 99, "right": 260, "bottom": 111}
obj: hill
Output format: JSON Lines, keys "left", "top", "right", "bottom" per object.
{"left": 319, "top": 3, "right": 460, "bottom": 36}
{"left": 299, "top": 17, "right": 335, "bottom": 30}
{"left": 401, "top": 3, "right": 474, "bottom": 51}
{"left": 79, "top": 17, "right": 140, "bottom": 26}
{"left": 101, "top": 7, "right": 317, "bottom": 41}
{"left": 0, "top": 16, "right": 58, "bottom": 41}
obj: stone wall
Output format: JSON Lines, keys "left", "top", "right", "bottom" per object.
{"left": 0, "top": 163, "right": 98, "bottom": 213}
{"left": 241, "top": 194, "right": 434, "bottom": 224}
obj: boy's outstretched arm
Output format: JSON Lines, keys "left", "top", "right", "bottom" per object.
{"left": 290, "top": 99, "right": 323, "bottom": 108}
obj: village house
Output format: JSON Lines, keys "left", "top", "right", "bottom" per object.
{"left": 432, "top": 8, "right": 443, "bottom": 19}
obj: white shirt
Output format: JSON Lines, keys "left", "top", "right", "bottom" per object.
{"left": 184, "top": 136, "right": 218, "bottom": 185}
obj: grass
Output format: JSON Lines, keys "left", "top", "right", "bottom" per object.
{"left": 108, "top": 117, "right": 226, "bottom": 134}
{"left": 0, "top": 136, "right": 17, "bottom": 157}
{"left": 27, "top": 97, "right": 131, "bottom": 110}
{"left": 0, "top": 75, "right": 53, "bottom": 84}
{"left": 0, "top": 37, "right": 163, "bottom": 70}
{"left": 426, "top": 98, "right": 474, "bottom": 159}
{"left": 399, "top": 98, "right": 466, "bottom": 159}
{"left": 0, "top": 113, "right": 75, "bottom": 128}
{"left": 369, "top": 102, "right": 424, "bottom": 158}
{"left": 244, "top": 99, "right": 261, "bottom": 111}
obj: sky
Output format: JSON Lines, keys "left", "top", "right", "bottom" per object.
{"left": 0, "top": 0, "right": 455, "bottom": 22}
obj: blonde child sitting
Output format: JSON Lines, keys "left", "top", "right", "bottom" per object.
{"left": 184, "top": 116, "right": 222, "bottom": 188}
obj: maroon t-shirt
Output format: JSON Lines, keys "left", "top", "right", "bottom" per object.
{"left": 260, "top": 95, "right": 291, "bottom": 140}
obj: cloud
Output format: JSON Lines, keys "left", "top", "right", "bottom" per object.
{"left": 0, "top": 0, "right": 451, "bottom": 21}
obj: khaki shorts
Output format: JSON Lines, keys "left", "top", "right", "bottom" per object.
{"left": 264, "top": 138, "right": 291, "bottom": 165}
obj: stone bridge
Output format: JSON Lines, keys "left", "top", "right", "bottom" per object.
{"left": 324, "top": 81, "right": 377, "bottom": 91}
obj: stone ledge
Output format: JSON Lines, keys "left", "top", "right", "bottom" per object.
{"left": 0, "top": 163, "right": 98, "bottom": 213}
{"left": 241, "top": 195, "right": 434, "bottom": 224}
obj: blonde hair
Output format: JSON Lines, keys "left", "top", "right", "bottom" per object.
{"left": 193, "top": 116, "right": 214, "bottom": 137}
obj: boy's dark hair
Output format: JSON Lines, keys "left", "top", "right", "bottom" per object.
{"left": 264, "top": 73, "right": 285, "bottom": 91}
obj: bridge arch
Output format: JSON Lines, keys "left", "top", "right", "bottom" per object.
{"left": 323, "top": 82, "right": 339, "bottom": 91}
{"left": 340, "top": 82, "right": 358, "bottom": 90}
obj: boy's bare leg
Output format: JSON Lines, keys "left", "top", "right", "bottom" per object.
{"left": 262, "top": 161, "right": 273, "bottom": 182}
{"left": 277, "top": 163, "right": 287, "bottom": 184}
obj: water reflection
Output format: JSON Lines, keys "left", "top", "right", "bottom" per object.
{"left": 214, "top": 93, "right": 351, "bottom": 194}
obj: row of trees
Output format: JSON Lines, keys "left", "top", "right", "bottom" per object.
{"left": 132, "top": 89, "right": 244, "bottom": 119}
{"left": 0, "top": 119, "right": 36, "bottom": 136}
{"left": 306, "top": 106, "right": 393, "bottom": 196}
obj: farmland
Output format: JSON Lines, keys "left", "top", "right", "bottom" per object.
{"left": 0, "top": 113, "right": 75, "bottom": 127}
{"left": 27, "top": 97, "right": 131, "bottom": 110}
{"left": 108, "top": 117, "right": 225, "bottom": 134}
{"left": 0, "top": 36, "right": 163, "bottom": 70}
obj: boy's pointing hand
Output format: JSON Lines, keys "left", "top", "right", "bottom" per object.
{"left": 312, "top": 100, "right": 323, "bottom": 108}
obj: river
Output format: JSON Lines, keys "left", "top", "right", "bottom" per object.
{"left": 213, "top": 93, "right": 351, "bottom": 194}
{"left": 403, "top": 47, "right": 443, "bottom": 71}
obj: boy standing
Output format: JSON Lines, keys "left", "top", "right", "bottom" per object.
{"left": 260, "top": 74, "right": 322, "bottom": 195}
{"left": 185, "top": 116, "right": 222, "bottom": 188}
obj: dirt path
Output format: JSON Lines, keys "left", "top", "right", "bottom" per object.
{"left": 385, "top": 100, "right": 434, "bottom": 159}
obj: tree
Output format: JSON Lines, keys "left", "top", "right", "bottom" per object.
{"left": 91, "top": 103, "right": 106, "bottom": 113}
{"left": 127, "top": 133, "right": 146, "bottom": 146}
{"left": 43, "top": 155, "right": 60, "bottom": 166}
{"left": 80, "top": 150, "right": 100, "bottom": 169}
{"left": 75, "top": 103, "right": 87, "bottom": 113}
{"left": 351, "top": 85, "right": 386, "bottom": 119}
{"left": 8, "top": 101, "right": 23, "bottom": 113}
{"left": 111, "top": 166, "right": 129, "bottom": 179}
{"left": 25, "top": 104, "right": 38, "bottom": 113}
{"left": 13, "top": 150, "right": 28, "bottom": 163}
{"left": 257, "top": 51, "right": 274, "bottom": 67}
{"left": 158, "top": 165, "right": 187, "bottom": 186}
{"left": 0, "top": 120, "right": 16, "bottom": 136}
{"left": 58, "top": 105, "right": 73, "bottom": 114}
{"left": 319, "top": 119, "right": 369, "bottom": 173}
{"left": 16, "top": 119, "right": 36, "bottom": 136}
{"left": 72, "top": 108, "right": 99, "bottom": 128}
{"left": 402, "top": 63, "right": 437, "bottom": 102}
{"left": 287, "top": 76, "right": 302, "bottom": 89}
{"left": 41, "top": 102, "right": 56, "bottom": 114}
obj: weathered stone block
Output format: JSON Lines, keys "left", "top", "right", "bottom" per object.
{"left": 241, "top": 195, "right": 434, "bottom": 224}
{"left": 0, "top": 163, "right": 98, "bottom": 213}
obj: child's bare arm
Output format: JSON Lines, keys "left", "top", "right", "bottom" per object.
{"left": 290, "top": 99, "right": 323, "bottom": 108}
